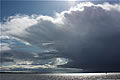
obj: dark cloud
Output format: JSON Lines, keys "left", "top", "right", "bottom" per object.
{"left": 1, "top": 2, "right": 120, "bottom": 72}
{"left": 59, "top": 5, "right": 120, "bottom": 71}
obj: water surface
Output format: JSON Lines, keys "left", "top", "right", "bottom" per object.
{"left": 1, "top": 73, "right": 120, "bottom": 80}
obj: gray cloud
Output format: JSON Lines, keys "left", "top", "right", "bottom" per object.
{"left": 1, "top": 2, "right": 120, "bottom": 72}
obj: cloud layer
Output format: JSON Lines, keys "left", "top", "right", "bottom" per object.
{"left": 1, "top": 2, "right": 120, "bottom": 72}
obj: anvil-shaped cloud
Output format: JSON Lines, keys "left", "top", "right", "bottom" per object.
{"left": 1, "top": 2, "right": 120, "bottom": 72}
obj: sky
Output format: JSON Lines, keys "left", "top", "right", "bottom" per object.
{"left": 0, "top": 0, "right": 120, "bottom": 72}
{"left": 1, "top": 0, "right": 119, "bottom": 21}
{"left": 1, "top": 1, "right": 74, "bottom": 21}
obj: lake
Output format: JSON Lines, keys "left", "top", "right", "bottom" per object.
{"left": 0, "top": 73, "right": 120, "bottom": 80}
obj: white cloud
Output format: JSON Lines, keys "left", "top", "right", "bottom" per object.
{"left": 0, "top": 44, "right": 11, "bottom": 51}
{"left": 2, "top": 2, "right": 120, "bottom": 44}
{"left": 1, "top": 15, "right": 37, "bottom": 36}
{"left": 0, "top": 57, "right": 68, "bottom": 70}
{"left": 1, "top": 2, "right": 120, "bottom": 71}
{"left": 0, "top": 36, "right": 11, "bottom": 51}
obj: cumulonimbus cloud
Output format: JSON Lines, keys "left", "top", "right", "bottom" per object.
{"left": 1, "top": 2, "right": 120, "bottom": 71}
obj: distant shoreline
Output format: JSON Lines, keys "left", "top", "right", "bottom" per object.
{"left": 0, "top": 71, "right": 120, "bottom": 74}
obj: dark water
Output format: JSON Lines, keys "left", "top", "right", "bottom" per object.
{"left": 1, "top": 73, "right": 120, "bottom": 80}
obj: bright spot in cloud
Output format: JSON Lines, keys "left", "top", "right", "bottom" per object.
{"left": 69, "top": 0, "right": 76, "bottom": 1}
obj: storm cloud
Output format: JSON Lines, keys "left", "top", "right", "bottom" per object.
{"left": 1, "top": 2, "right": 120, "bottom": 72}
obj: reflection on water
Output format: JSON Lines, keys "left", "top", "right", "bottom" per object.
{"left": 1, "top": 73, "right": 120, "bottom": 80}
